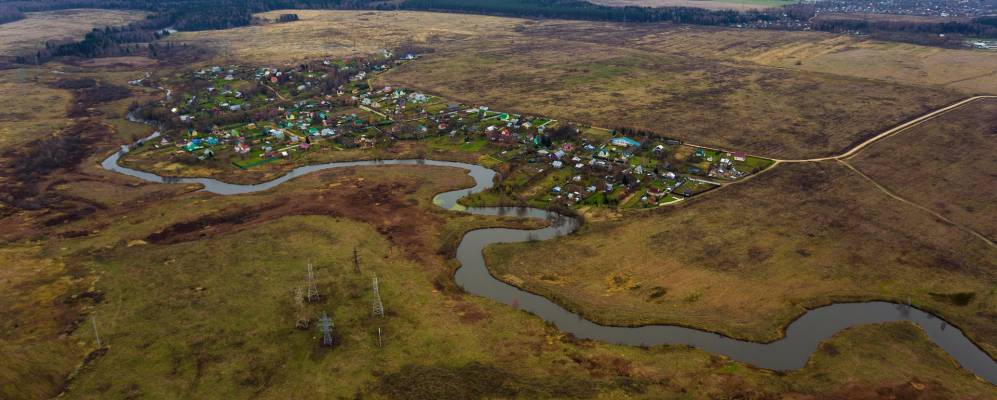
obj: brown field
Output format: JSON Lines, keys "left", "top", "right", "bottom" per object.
{"left": 166, "top": 10, "right": 524, "bottom": 64}
{"left": 0, "top": 79, "right": 73, "bottom": 150}
{"left": 1, "top": 10, "right": 996, "bottom": 398}
{"left": 3, "top": 150, "right": 994, "bottom": 398}
{"left": 486, "top": 161, "right": 997, "bottom": 354}
{"left": 743, "top": 37, "right": 997, "bottom": 94}
{"left": 590, "top": 0, "right": 790, "bottom": 11}
{"left": 0, "top": 9, "right": 148, "bottom": 58}
{"left": 850, "top": 97, "right": 997, "bottom": 241}
{"left": 383, "top": 21, "right": 962, "bottom": 159}
{"left": 164, "top": 11, "right": 995, "bottom": 159}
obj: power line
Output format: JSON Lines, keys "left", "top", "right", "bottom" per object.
{"left": 91, "top": 314, "right": 102, "bottom": 348}
{"left": 372, "top": 273, "right": 384, "bottom": 318}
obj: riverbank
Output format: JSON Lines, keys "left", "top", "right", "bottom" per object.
{"left": 100, "top": 140, "right": 997, "bottom": 383}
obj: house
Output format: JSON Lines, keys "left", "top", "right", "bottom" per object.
{"left": 552, "top": 160, "right": 563, "bottom": 169}
{"left": 610, "top": 137, "right": 641, "bottom": 148}
{"left": 234, "top": 142, "right": 251, "bottom": 154}
{"left": 733, "top": 152, "right": 747, "bottom": 162}
{"left": 357, "top": 136, "right": 375, "bottom": 149}
{"left": 647, "top": 187, "right": 667, "bottom": 199}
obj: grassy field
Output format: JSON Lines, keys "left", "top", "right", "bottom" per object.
{"left": 2, "top": 9, "right": 996, "bottom": 398}
{"left": 0, "top": 9, "right": 148, "bottom": 59}
{"left": 384, "top": 31, "right": 960, "bottom": 159}
{"left": 850, "top": 97, "right": 997, "bottom": 241}
{"left": 4, "top": 159, "right": 992, "bottom": 399}
{"left": 166, "top": 10, "right": 523, "bottom": 65}
{"left": 743, "top": 37, "right": 997, "bottom": 94}
{"left": 485, "top": 161, "right": 997, "bottom": 356}
{"left": 590, "top": 0, "right": 797, "bottom": 11}
{"left": 0, "top": 78, "right": 73, "bottom": 150}
{"left": 162, "top": 10, "right": 995, "bottom": 159}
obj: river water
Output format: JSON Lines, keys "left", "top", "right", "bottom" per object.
{"left": 100, "top": 145, "right": 997, "bottom": 384}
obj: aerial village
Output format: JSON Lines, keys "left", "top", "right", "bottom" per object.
{"left": 126, "top": 48, "right": 773, "bottom": 210}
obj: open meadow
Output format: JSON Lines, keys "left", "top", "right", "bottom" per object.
{"left": 0, "top": 9, "right": 148, "bottom": 60}
{"left": 5, "top": 145, "right": 996, "bottom": 399}
{"left": 166, "top": 10, "right": 522, "bottom": 65}
{"left": 0, "top": 73, "right": 74, "bottom": 150}
{"left": 165, "top": 10, "right": 997, "bottom": 159}
{"left": 485, "top": 161, "right": 997, "bottom": 355}
{"left": 1, "top": 8, "right": 997, "bottom": 399}
{"left": 850, "top": 97, "right": 997, "bottom": 240}
{"left": 589, "top": 0, "right": 796, "bottom": 11}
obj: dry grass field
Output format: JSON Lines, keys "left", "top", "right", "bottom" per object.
{"left": 4, "top": 156, "right": 993, "bottom": 399}
{"left": 0, "top": 9, "right": 148, "bottom": 58}
{"left": 743, "top": 37, "right": 997, "bottom": 94}
{"left": 166, "top": 10, "right": 523, "bottom": 64}
{"left": 0, "top": 79, "right": 73, "bottom": 150}
{"left": 486, "top": 161, "right": 997, "bottom": 354}
{"left": 1, "top": 9, "right": 996, "bottom": 398}
{"left": 384, "top": 23, "right": 962, "bottom": 159}
{"left": 590, "top": 0, "right": 794, "bottom": 11}
{"left": 850, "top": 97, "right": 997, "bottom": 241}
{"left": 163, "top": 11, "right": 997, "bottom": 159}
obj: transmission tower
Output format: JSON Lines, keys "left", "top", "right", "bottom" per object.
{"left": 306, "top": 263, "right": 320, "bottom": 302}
{"left": 372, "top": 274, "right": 384, "bottom": 317}
{"left": 318, "top": 313, "right": 334, "bottom": 347}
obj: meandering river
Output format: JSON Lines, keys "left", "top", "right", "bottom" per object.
{"left": 101, "top": 142, "right": 997, "bottom": 384}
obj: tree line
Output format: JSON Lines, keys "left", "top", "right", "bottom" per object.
{"left": 812, "top": 16, "right": 997, "bottom": 39}
{"left": 400, "top": 0, "right": 781, "bottom": 25}
{"left": 0, "top": 5, "right": 24, "bottom": 24}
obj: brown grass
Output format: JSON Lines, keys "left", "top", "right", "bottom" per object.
{"left": 486, "top": 161, "right": 997, "bottom": 354}
{"left": 590, "top": 0, "right": 790, "bottom": 11}
{"left": 0, "top": 9, "right": 148, "bottom": 58}
{"left": 1, "top": 11, "right": 995, "bottom": 397}
{"left": 166, "top": 10, "right": 523, "bottom": 65}
{"left": 0, "top": 80, "right": 73, "bottom": 150}
{"left": 164, "top": 11, "right": 990, "bottom": 159}
{"left": 383, "top": 24, "right": 961, "bottom": 159}
{"left": 743, "top": 36, "right": 997, "bottom": 94}
{"left": 850, "top": 97, "right": 997, "bottom": 240}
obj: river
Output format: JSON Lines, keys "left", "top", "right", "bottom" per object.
{"left": 100, "top": 140, "right": 997, "bottom": 384}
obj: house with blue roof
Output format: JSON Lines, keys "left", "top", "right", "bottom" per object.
{"left": 610, "top": 137, "right": 641, "bottom": 148}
